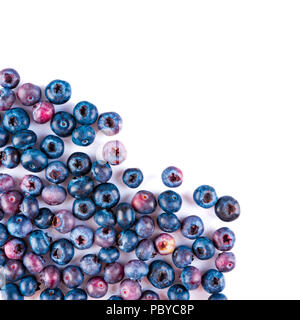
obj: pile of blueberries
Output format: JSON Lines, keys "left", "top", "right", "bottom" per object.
{"left": 0, "top": 68, "right": 240, "bottom": 300}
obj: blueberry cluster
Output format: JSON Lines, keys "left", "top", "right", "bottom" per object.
{"left": 0, "top": 68, "right": 240, "bottom": 300}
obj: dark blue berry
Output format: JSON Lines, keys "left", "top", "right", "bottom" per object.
{"left": 135, "top": 239, "right": 156, "bottom": 261}
{"left": 124, "top": 259, "right": 149, "bottom": 281}
{"left": 172, "top": 245, "right": 193, "bottom": 268}
{"left": 94, "top": 209, "right": 116, "bottom": 227}
{"left": 0, "top": 87, "right": 16, "bottom": 111}
{"left": 21, "top": 148, "right": 48, "bottom": 172}
{"left": 122, "top": 168, "right": 143, "bottom": 188}
{"left": 91, "top": 160, "right": 112, "bottom": 183}
{"left": 80, "top": 254, "right": 102, "bottom": 276}
{"left": 45, "top": 80, "right": 71, "bottom": 105}
{"left": 135, "top": 216, "right": 155, "bottom": 238}
{"left": 2, "top": 108, "right": 30, "bottom": 133}
{"left": 0, "top": 68, "right": 20, "bottom": 89}
{"left": 168, "top": 284, "right": 190, "bottom": 300}
{"left": 18, "top": 275, "right": 40, "bottom": 297}
{"left": 72, "top": 125, "right": 95, "bottom": 146}
{"left": 95, "top": 227, "right": 116, "bottom": 248}
{"left": 40, "top": 135, "right": 64, "bottom": 159}
{"left": 108, "top": 295, "right": 123, "bottom": 300}
{"left": 70, "top": 225, "right": 94, "bottom": 250}
{"left": 148, "top": 260, "right": 175, "bottom": 289}
{"left": 0, "top": 146, "right": 20, "bottom": 168}
{"left": 62, "top": 265, "right": 84, "bottom": 288}
{"left": 29, "top": 230, "right": 51, "bottom": 255}
{"left": 104, "top": 262, "right": 124, "bottom": 284}
{"left": 212, "top": 227, "right": 235, "bottom": 251}
{"left": 0, "top": 127, "right": 9, "bottom": 147}
{"left": 40, "top": 288, "right": 64, "bottom": 300}
{"left": 208, "top": 293, "right": 227, "bottom": 300}
{"left": 158, "top": 190, "right": 182, "bottom": 213}
{"left": 64, "top": 288, "right": 87, "bottom": 300}
{"left": 67, "top": 152, "right": 91, "bottom": 177}
{"left": 117, "top": 230, "right": 138, "bottom": 252}
{"left": 157, "top": 212, "right": 181, "bottom": 233}
{"left": 51, "top": 111, "right": 76, "bottom": 137}
{"left": 180, "top": 266, "right": 201, "bottom": 290}
{"left": 21, "top": 195, "right": 39, "bottom": 219}
{"left": 34, "top": 207, "right": 54, "bottom": 229}
{"left": 192, "top": 236, "right": 215, "bottom": 260}
{"left": 0, "top": 283, "right": 24, "bottom": 300}
{"left": 193, "top": 185, "right": 218, "bottom": 208}
{"left": 181, "top": 215, "right": 204, "bottom": 239}
{"left": 140, "top": 290, "right": 160, "bottom": 300}
{"left": 12, "top": 129, "right": 37, "bottom": 150}
{"left": 20, "top": 175, "right": 44, "bottom": 196}
{"left": 215, "top": 196, "right": 240, "bottom": 222}
{"left": 45, "top": 161, "right": 69, "bottom": 184}
{"left": 0, "top": 249, "right": 7, "bottom": 265}
{"left": 68, "top": 176, "right": 94, "bottom": 199}
{"left": 161, "top": 166, "right": 183, "bottom": 188}
{"left": 7, "top": 214, "right": 32, "bottom": 238}
{"left": 97, "top": 112, "right": 122, "bottom": 136}
{"left": 98, "top": 246, "right": 120, "bottom": 264}
{"left": 73, "top": 198, "right": 96, "bottom": 221}
{"left": 93, "top": 182, "right": 120, "bottom": 208}
{"left": 116, "top": 202, "right": 135, "bottom": 229}
{"left": 50, "top": 238, "right": 74, "bottom": 266}
{"left": 201, "top": 269, "right": 225, "bottom": 294}
{"left": 73, "top": 101, "right": 98, "bottom": 125}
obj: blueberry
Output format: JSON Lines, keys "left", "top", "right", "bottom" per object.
{"left": 19, "top": 275, "right": 40, "bottom": 297}
{"left": 70, "top": 225, "right": 94, "bottom": 250}
{"left": 4, "top": 238, "right": 26, "bottom": 260}
{"left": 0, "top": 68, "right": 20, "bottom": 89}
{"left": 94, "top": 209, "right": 116, "bottom": 227}
{"left": 23, "top": 252, "right": 45, "bottom": 274}
{"left": 117, "top": 230, "right": 138, "bottom": 252}
{"left": 215, "top": 196, "right": 240, "bottom": 222}
{"left": 135, "top": 216, "right": 155, "bottom": 238}
{"left": 20, "top": 174, "right": 43, "bottom": 196}
{"left": 135, "top": 239, "right": 156, "bottom": 261}
{"left": 40, "top": 288, "right": 64, "bottom": 300}
{"left": 0, "top": 210, "right": 3, "bottom": 221}
{"left": 181, "top": 215, "right": 204, "bottom": 239}
{"left": 80, "top": 254, "right": 102, "bottom": 276}
{"left": 122, "top": 168, "right": 143, "bottom": 188}
{"left": 21, "top": 195, "right": 39, "bottom": 219}
{"left": 0, "top": 248, "right": 6, "bottom": 266}
{"left": 73, "top": 198, "right": 96, "bottom": 221}
{"left": 3, "top": 259, "right": 25, "bottom": 281}
{"left": 201, "top": 269, "right": 225, "bottom": 294}
{"left": 67, "top": 152, "right": 91, "bottom": 177}
{"left": 116, "top": 202, "right": 136, "bottom": 229}
{"left": 215, "top": 252, "right": 236, "bottom": 272}
{"left": 73, "top": 101, "right": 98, "bottom": 125}
{"left": 28, "top": 230, "right": 51, "bottom": 255}
{"left": 193, "top": 185, "right": 218, "bottom": 208}
{"left": 7, "top": 214, "right": 32, "bottom": 238}
{"left": 161, "top": 166, "right": 183, "bottom": 188}
{"left": 91, "top": 160, "right": 112, "bottom": 183}
{"left": 93, "top": 183, "right": 120, "bottom": 208}
{"left": 50, "top": 238, "right": 74, "bottom": 266}
{"left": 0, "top": 223, "right": 9, "bottom": 246}
{"left": 148, "top": 260, "right": 175, "bottom": 289}
{"left": 21, "top": 148, "right": 48, "bottom": 172}
{"left": 155, "top": 233, "right": 176, "bottom": 255}
{"left": 119, "top": 279, "right": 142, "bottom": 300}
{"left": 17, "top": 83, "right": 41, "bottom": 106}
{"left": 0, "top": 87, "right": 16, "bottom": 111}
{"left": 168, "top": 284, "right": 190, "bottom": 300}
{"left": 64, "top": 289, "right": 87, "bottom": 300}
{"left": 0, "top": 283, "right": 24, "bottom": 300}
{"left": 45, "top": 160, "right": 69, "bottom": 184}
{"left": 97, "top": 112, "right": 122, "bottom": 136}
{"left": 41, "top": 185, "right": 67, "bottom": 206}
{"left": 172, "top": 245, "right": 193, "bottom": 268}
{"left": 51, "top": 111, "right": 76, "bottom": 137}
{"left": 34, "top": 207, "right": 54, "bottom": 229}
{"left": 98, "top": 246, "right": 120, "bottom": 264}
{"left": 45, "top": 79, "right": 71, "bottom": 104}
{"left": 131, "top": 190, "right": 157, "bottom": 214}
{"left": 0, "top": 190, "right": 23, "bottom": 215}
{"left": 108, "top": 295, "right": 123, "bottom": 300}
{"left": 140, "top": 290, "right": 160, "bottom": 300}
{"left": 124, "top": 259, "right": 149, "bottom": 281}
{"left": 2, "top": 108, "right": 30, "bottom": 133}
{"left": 40, "top": 135, "right": 64, "bottom": 159}
{"left": 32, "top": 101, "right": 55, "bottom": 124}
{"left": 102, "top": 140, "right": 127, "bottom": 165}
{"left": 95, "top": 227, "right": 116, "bottom": 248}
{"left": 86, "top": 276, "right": 108, "bottom": 298}
{"left": 0, "top": 173, "right": 14, "bottom": 193}
{"left": 104, "top": 262, "right": 124, "bottom": 284}
{"left": 212, "top": 227, "right": 236, "bottom": 251}
{"left": 158, "top": 190, "right": 182, "bottom": 213}
{"left": 208, "top": 293, "right": 227, "bottom": 300}
{"left": 0, "top": 146, "right": 20, "bottom": 168}
{"left": 157, "top": 212, "right": 181, "bottom": 233}
{"left": 12, "top": 129, "right": 37, "bottom": 150}
{"left": 40, "top": 265, "right": 61, "bottom": 288}
{"left": 53, "top": 210, "right": 75, "bottom": 234}
{"left": 62, "top": 265, "right": 84, "bottom": 288}
{"left": 0, "top": 127, "right": 9, "bottom": 147}
{"left": 180, "top": 266, "right": 201, "bottom": 290}
{"left": 68, "top": 176, "right": 94, "bottom": 199}
{"left": 192, "top": 236, "right": 215, "bottom": 260}
{"left": 72, "top": 125, "right": 95, "bottom": 146}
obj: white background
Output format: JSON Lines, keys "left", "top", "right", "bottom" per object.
{"left": 1, "top": 0, "right": 300, "bottom": 300}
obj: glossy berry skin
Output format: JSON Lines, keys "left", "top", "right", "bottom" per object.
{"left": 21, "top": 148, "right": 48, "bottom": 172}
{"left": 208, "top": 293, "right": 227, "bottom": 300}
{"left": 117, "top": 230, "right": 138, "bottom": 252}
{"left": 45, "top": 79, "right": 71, "bottom": 105}
{"left": 95, "top": 227, "right": 116, "bottom": 248}
{"left": 40, "top": 135, "right": 64, "bottom": 159}
{"left": 135, "top": 216, "right": 155, "bottom": 238}
{"left": 119, "top": 279, "right": 142, "bottom": 300}
{"left": 168, "top": 284, "right": 190, "bottom": 300}
{"left": 102, "top": 140, "right": 127, "bottom": 165}
{"left": 181, "top": 215, "right": 204, "bottom": 240}
{"left": 157, "top": 212, "right": 181, "bottom": 233}
{"left": 23, "top": 252, "right": 45, "bottom": 274}
{"left": 32, "top": 101, "right": 55, "bottom": 124}
{"left": 0, "top": 210, "right": 3, "bottom": 221}
{"left": 67, "top": 152, "right": 91, "bottom": 177}
{"left": 0, "top": 146, "right": 20, "bottom": 169}
{"left": 201, "top": 269, "right": 225, "bottom": 294}
{"left": 104, "top": 262, "right": 124, "bottom": 284}
{"left": 70, "top": 225, "right": 94, "bottom": 250}
{"left": 0, "top": 283, "right": 24, "bottom": 300}
{"left": 73, "top": 198, "right": 96, "bottom": 221}
{"left": 148, "top": 260, "right": 175, "bottom": 289}
{"left": 215, "top": 196, "right": 240, "bottom": 222}
{"left": 45, "top": 161, "right": 69, "bottom": 184}
{"left": 215, "top": 252, "right": 236, "bottom": 273}
{"left": 53, "top": 210, "right": 75, "bottom": 234}
{"left": 50, "top": 239, "right": 74, "bottom": 266}
{"left": 93, "top": 183, "right": 120, "bottom": 208}
{"left": 80, "top": 254, "right": 102, "bottom": 276}
{"left": 17, "top": 83, "right": 41, "bottom": 106}
{"left": 192, "top": 237, "right": 215, "bottom": 260}
{"left": 12, "top": 129, "right": 37, "bottom": 150}
{"left": 172, "top": 245, "right": 193, "bottom": 269}
{"left": 180, "top": 266, "right": 202, "bottom": 290}
{"left": 68, "top": 176, "right": 94, "bottom": 199}
{"left": 28, "top": 230, "right": 51, "bottom": 255}
{"left": 72, "top": 125, "right": 95, "bottom": 146}
{"left": 40, "top": 288, "right": 64, "bottom": 300}
{"left": 2, "top": 108, "right": 30, "bottom": 133}
{"left": 41, "top": 185, "right": 67, "bottom": 206}
{"left": 7, "top": 214, "right": 32, "bottom": 238}
{"left": 19, "top": 275, "right": 40, "bottom": 297}
{"left": 108, "top": 295, "right": 123, "bottom": 300}
{"left": 155, "top": 233, "right": 176, "bottom": 255}
{"left": 212, "top": 227, "right": 236, "bottom": 251}
{"left": 0, "top": 249, "right": 6, "bottom": 266}
{"left": 193, "top": 185, "right": 218, "bottom": 209}
{"left": 0, "top": 223, "right": 9, "bottom": 246}
{"left": 124, "top": 259, "right": 149, "bottom": 281}
{"left": 98, "top": 112, "right": 122, "bottom": 136}
{"left": 161, "top": 166, "right": 183, "bottom": 188}
{"left": 0, "top": 68, "right": 20, "bottom": 89}
{"left": 20, "top": 175, "right": 43, "bottom": 196}
{"left": 116, "top": 202, "right": 135, "bottom": 229}
{"left": 140, "top": 290, "right": 160, "bottom": 300}
{"left": 86, "top": 276, "right": 108, "bottom": 298}
{"left": 131, "top": 190, "right": 157, "bottom": 214}
{"left": 135, "top": 239, "right": 156, "bottom": 261}
{"left": 51, "top": 111, "right": 76, "bottom": 137}
{"left": 73, "top": 101, "right": 98, "bottom": 125}
{"left": 21, "top": 195, "right": 39, "bottom": 219}
{"left": 3, "top": 259, "right": 25, "bottom": 281}
{"left": 0, "top": 190, "right": 23, "bottom": 215}
{"left": 4, "top": 238, "right": 27, "bottom": 260}
{"left": 34, "top": 208, "right": 54, "bottom": 229}
{"left": 94, "top": 209, "right": 116, "bottom": 227}
{"left": 0, "top": 87, "right": 16, "bottom": 111}
{"left": 0, "top": 127, "right": 9, "bottom": 147}
{"left": 98, "top": 246, "right": 120, "bottom": 264}
{"left": 62, "top": 265, "right": 84, "bottom": 289}
{"left": 91, "top": 160, "right": 112, "bottom": 183}
{"left": 158, "top": 190, "right": 182, "bottom": 213}
{"left": 40, "top": 265, "right": 61, "bottom": 289}
{"left": 122, "top": 168, "right": 143, "bottom": 188}
{"left": 0, "top": 173, "right": 15, "bottom": 193}
{"left": 65, "top": 289, "right": 87, "bottom": 300}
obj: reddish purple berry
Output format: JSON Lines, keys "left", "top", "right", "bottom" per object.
{"left": 119, "top": 279, "right": 142, "bottom": 300}
{"left": 215, "top": 252, "right": 236, "bottom": 272}
{"left": 0, "top": 173, "right": 15, "bottom": 193}
{"left": 154, "top": 233, "right": 176, "bottom": 255}
{"left": 32, "top": 101, "right": 55, "bottom": 124}
{"left": 17, "top": 83, "right": 41, "bottom": 106}
{"left": 40, "top": 265, "right": 61, "bottom": 289}
{"left": 0, "top": 190, "right": 23, "bottom": 215}
{"left": 212, "top": 227, "right": 236, "bottom": 251}
{"left": 131, "top": 190, "right": 157, "bottom": 214}
{"left": 41, "top": 185, "right": 67, "bottom": 206}
{"left": 23, "top": 252, "right": 45, "bottom": 274}
{"left": 86, "top": 276, "right": 108, "bottom": 298}
{"left": 4, "top": 238, "right": 26, "bottom": 260}
{"left": 53, "top": 210, "right": 75, "bottom": 234}
{"left": 0, "top": 68, "right": 20, "bottom": 89}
